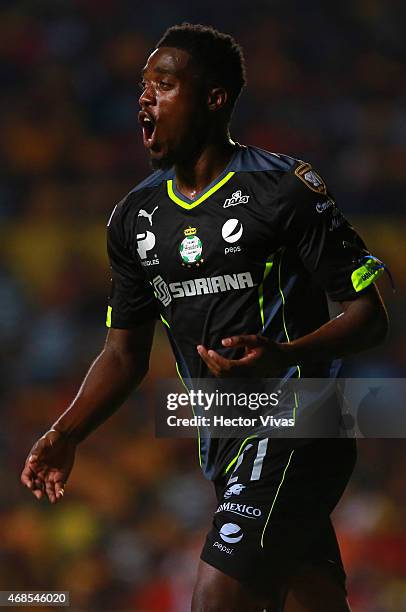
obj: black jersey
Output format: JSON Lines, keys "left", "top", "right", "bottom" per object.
{"left": 106, "top": 144, "right": 383, "bottom": 479}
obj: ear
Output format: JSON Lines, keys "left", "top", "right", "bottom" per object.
{"left": 207, "top": 87, "right": 228, "bottom": 112}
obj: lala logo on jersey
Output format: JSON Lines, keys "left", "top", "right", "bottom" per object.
{"left": 179, "top": 226, "right": 204, "bottom": 268}
{"left": 295, "top": 162, "right": 327, "bottom": 195}
{"left": 223, "top": 190, "right": 250, "bottom": 208}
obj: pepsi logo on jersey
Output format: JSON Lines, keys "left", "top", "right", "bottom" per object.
{"left": 224, "top": 246, "right": 241, "bottom": 255}
{"left": 222, "top": 219, "right": 243, "bottom": 254}
{"left": 222, "top": 219, "right": 243, "bottom": 243}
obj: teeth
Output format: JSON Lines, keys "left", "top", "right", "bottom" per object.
{"left": 144, "top": 117, "right": 152, "bottom": 123}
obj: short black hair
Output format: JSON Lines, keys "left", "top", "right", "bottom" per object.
{"left": 156, "top": 23, "right": 246, "bottom": 116}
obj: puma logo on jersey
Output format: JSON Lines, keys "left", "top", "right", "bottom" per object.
{"left": 223, "top": 190, "right": 249, "bottom": 208}
{"left": 138, "top": 206, "right": 158, "bottom": 226}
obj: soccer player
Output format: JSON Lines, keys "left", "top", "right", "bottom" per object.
{"left": 21, "top": 24, "right": 389, "bottom": 611}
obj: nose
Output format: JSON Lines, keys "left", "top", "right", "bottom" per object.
{"left": 139, "top": 82, "right": 156, "bottom": 109}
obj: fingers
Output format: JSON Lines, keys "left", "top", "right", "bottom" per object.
{"left": 222, "top": 335, "right": 264, "bottom": 348}
{"left": 21, "top": 452, "right": 66, "bottom": 504}
{"left": 197, "top": 345, "right": 236, "bottom": 377}
{"left": 20, "top": 453, "right": 41, "bottom": 490}
{"left": 41, "top": 473, "right": 66, "bottom": 504}
{"left": 197, "top": 345, "right": 221, "bottom": 376}
{"left": 31, "top": 477, "right": 65, "bottom": 504}
{"left": 45, "top": 478, "right": 57, "bottom": 504}
{"left": 55, "top": 481, "right": 65, "bottom": 500}
{"left": 21, "top": 457, "right": 46, "bottom": 500}
{"left": 21, "top": 451, "right": 48, "bottom": 501}
{"left": 20, "top": 462, "right": 35, "bottom": 490}
{"left": 35, "top": 477, "right": 65, "bottom": 505}
{"left": 197, "top": 337, "right": 268, "bottom": 377}
{"left": 33, "top": 479, "right": 45, "bottom": 500}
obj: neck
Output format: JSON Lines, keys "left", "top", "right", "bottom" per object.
{"left": 174, "top": 128, "right": 236, "bottom": 200}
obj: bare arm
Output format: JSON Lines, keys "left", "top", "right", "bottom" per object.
{"left": 53, "top": 323, "right": 156, "bottom": 442}
{"left": 277, "top": 285, "right": 389, "bottom": 366}
{"left": 21, "top": 321, "right": 155, "bottom": 502}
{"left": 197, "top": 286, "right": 389, "bottom": 376}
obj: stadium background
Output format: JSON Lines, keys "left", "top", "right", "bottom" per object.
{"left": 0, "top": 1, "right": 405, "bottom": 610}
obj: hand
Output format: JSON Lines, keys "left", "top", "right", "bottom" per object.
{"left": 197, "top": 335, "right": 290, "bottom": 378}
{"left": 20, "top": 429, "right": 76, "bottom": 504}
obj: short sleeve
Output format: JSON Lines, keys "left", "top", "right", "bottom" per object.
{"left": 106, "top": 199, "right": 158, "bottom": 328}
{"left": 277, "top": 162, "right": 385, "bottom": 302}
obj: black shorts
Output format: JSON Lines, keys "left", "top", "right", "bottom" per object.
{"left": 201, "top": 438, "right": 356, "bottom": 604}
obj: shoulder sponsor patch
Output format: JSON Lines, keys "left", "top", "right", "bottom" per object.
{"left": 351, "top": 258, "right": 385, "bottom": 292}
{"left": 294, "top": 162, "right": 327, "bottom": 195}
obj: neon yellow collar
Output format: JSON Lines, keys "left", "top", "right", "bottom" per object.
{"left": 167, "top": 171, "right": 235, "bottom": 210}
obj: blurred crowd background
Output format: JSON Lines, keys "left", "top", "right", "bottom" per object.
{"left": 0, "top": 0, "right": 405, "bottom": 610}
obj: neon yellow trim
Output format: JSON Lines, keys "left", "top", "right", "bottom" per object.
{"left": 159, "top": 314, "right": 200, "bottom": 464}
{"left": 351, "top": 259, "right": 384, "bottom": 292}
{"left": 175, "top": 362, "right": 202, "bottom": 468}
{"left": 224, "top": 435, "right": 258, "bottom": 475}
{"left": 175, "top": 361, "right": 187, "bottom": 390}
{"left": 106, "top": 305, "right": 112, "bottom": 328}
{"left": 261, "top": 449, "right": 294, "bottom": 548}
{"left": 278, "top": 250, "right": 301, "bottom": 422}
{"left": 160, "top": 314, "right": 170, "bottom": 328}
{"left": 278, "top": 250, "right": 290, "bottom": 343}
{"left": 167, "top": 172, "right": 235, "bottom": 210}
{"left": 258, "top": 256, "right": 275, "bottom": 330}
{"left": 161, "top": 316, "right": 201, "bottom": 466}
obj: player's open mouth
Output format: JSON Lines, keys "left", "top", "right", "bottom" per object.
{"left": 139, "top": 111, "right": 157, "bottom": 149}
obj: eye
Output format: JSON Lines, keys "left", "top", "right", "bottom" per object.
{"left": 159, "top": 80, "right": 172, "bottom": 90}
